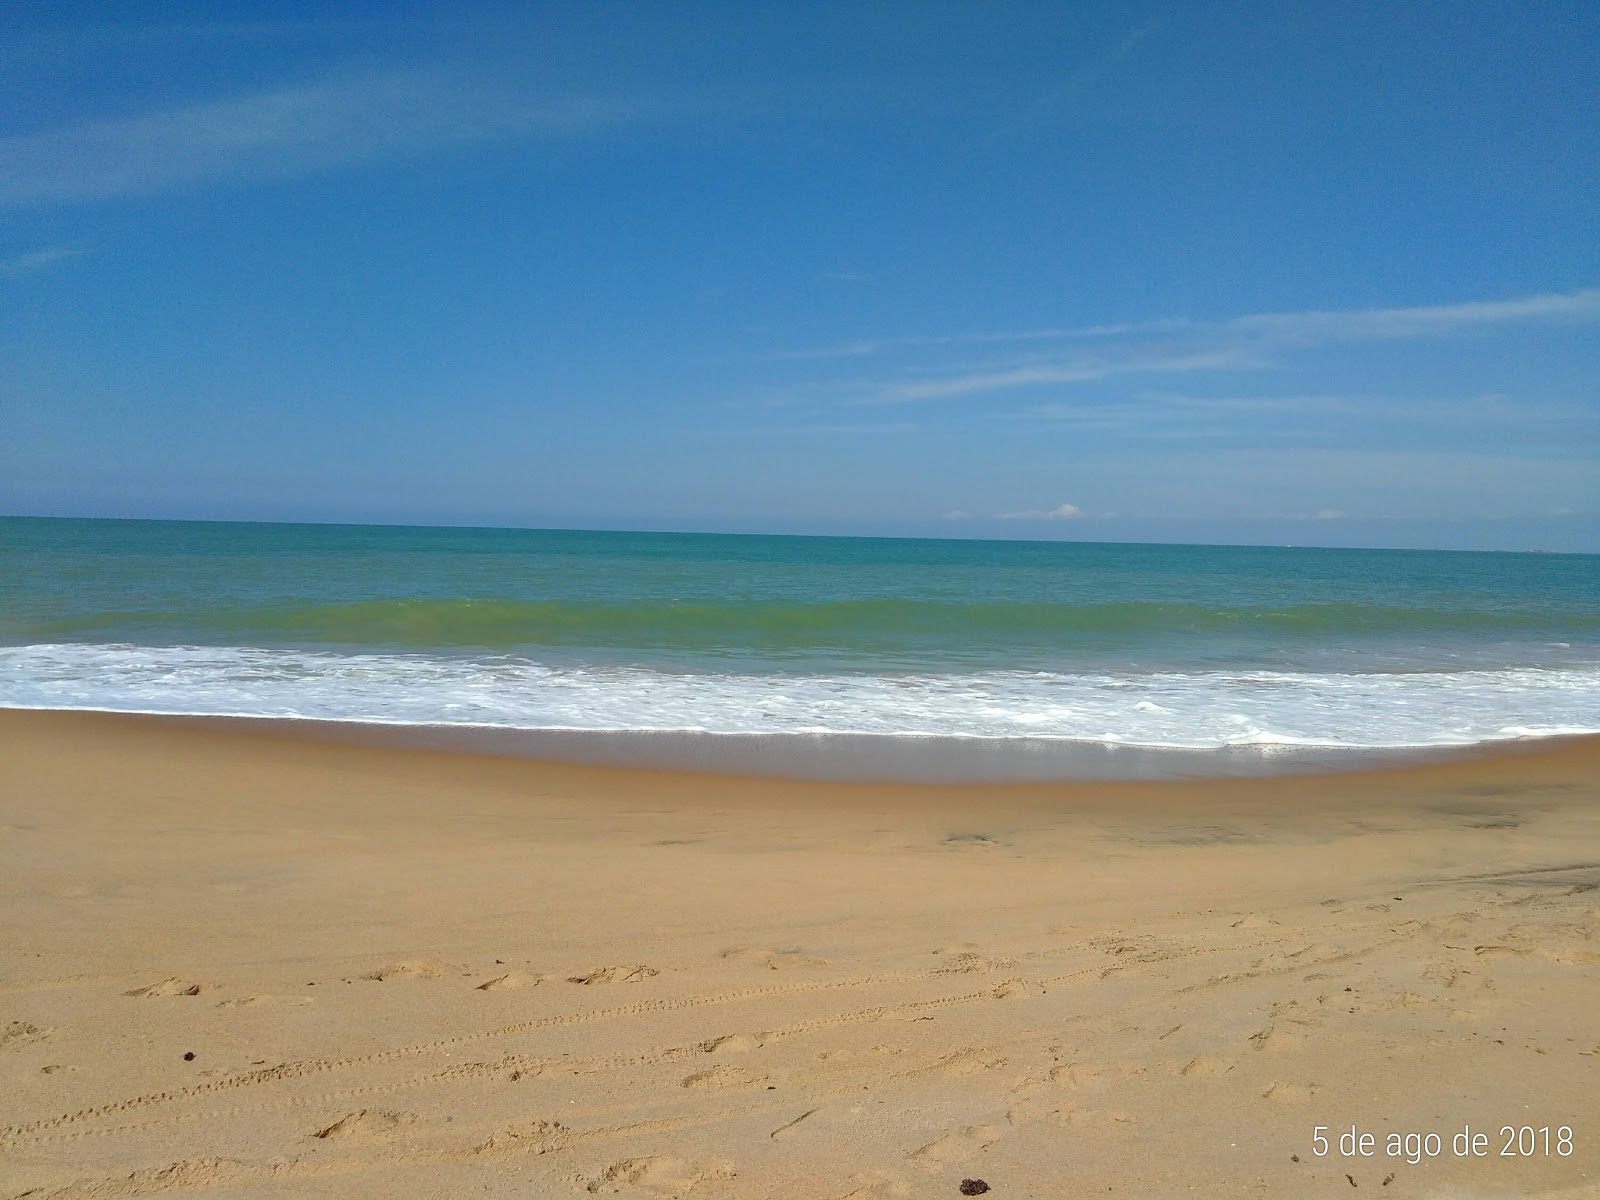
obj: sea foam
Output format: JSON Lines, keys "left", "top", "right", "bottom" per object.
{"left": 2, "top": 642, "right": 1596, "bottom": 754}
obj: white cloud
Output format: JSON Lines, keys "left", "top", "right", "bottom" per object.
{"left": 903, "top": 289, "right": 1600, "bottom": 357}
{"left": 997, "top": 502, "right": 1084, "bottom": 520}
{"left": 1, "top": 247, "right": 83, "bottom": 275}
{"left": 806, "top": 287, "right": 1600, "bottom": 404}
{"left": 1314, "top": 508, "right": 1345, "bottom": 520}
{"left": 942, "top": 509, "right": 972, "bottom": 520}
{"left": 1228, "top": 289, "right": 1600, "bottom": 344}
{"left": 873, "top": 349, "right": 1256, "bottom": 402}
{"left": 0, "top": 71, "right": 652, "bottom": 205}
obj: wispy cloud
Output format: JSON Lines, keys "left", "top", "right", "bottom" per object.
{"left": 872, "top": 348, "right": 1258, "bottom": 402}
{"left": 0, "top": 70, "right": 654, "bottom": 206}
{"left": 0, "top": 247, "right": 83, "bottom": 276}
{"left": 818, "top": 288, "right": 1600, "bottom": 404}
{"left": 1223, "top": 288, "right": 1600, "bottom": 344}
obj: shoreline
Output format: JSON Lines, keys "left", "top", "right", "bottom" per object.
{"left": 7, "top": 703, "right": 1597, "bottom": 783}
{"left": 3, "top": 707, "right": 1598, "bottom": 1197}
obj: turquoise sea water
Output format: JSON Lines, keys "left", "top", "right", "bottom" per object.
{"left": 2, "top": 517, "right": 1597, "bottom": 777}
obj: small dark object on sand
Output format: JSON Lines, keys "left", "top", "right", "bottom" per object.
{"left": 959, "top": 1182, "right": 990, "bottom": 1196}
{"left": 183, "top": 1051, "right": 195, "bottom": 1061}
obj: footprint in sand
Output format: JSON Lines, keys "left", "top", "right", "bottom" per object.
{"left": 312, "top": 1110, "right": 416, "bottom": 1140}
{"left": 1178, "top": 1055, "right": 1232, "bottom": 1077}
{"left": 477, "top": 970, "right": 540, "bottom": 991}
{"left": 680, "top": 1064, "right": 767, "bottom": 1090}
{"left": 909, "top": 1124, "right": 1004, "bottom": 1171}
{"left": 567, "top": 965, "right": 658, "bottom": 985}
{"left": 700, "top": 1033, "right": 766, "bottom": 1054}
{"left": 125, "top": 978, "right": 204, "bottom": 997}
{"left": 2, "top": 1020, "right": 52, "bottom": 1050}
{"left": 586, "top": 1155, "right": 735, "bottom": 1196}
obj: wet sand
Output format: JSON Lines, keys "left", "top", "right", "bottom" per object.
{"left": 1, "top": 709, "right": 1597, "bottom": 1198}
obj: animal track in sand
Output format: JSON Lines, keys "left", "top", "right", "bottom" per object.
{"left": 1473, "top": 944, "right": 1530, "bottom": 960}
{"left": 124, "top": 978, "right": 204, "bottom": 997}
{"left": 311, "top": 1109, "right": 416, "bottom": 1140}
{"left": 214, "top": 994, "right": 314, "bottom": 1008}
{"left": 1007, "top": 1096, "right": 1096, "bottom": 1128}
{"left": 990, "top": 979, "right": 1039, "bottom": 1000}
{"left": 1421, "top": 958, "right": 1492, "bottom": 991}
{"left": 471, "top": 1119, "right": 569, "bottom": 1157}
{"left": 909, "top": 1123, "right": 1004, "bottom": 1170}
{"left": 680, "top": 1064, "right": 767, "bottom": 1090}
{"left": 0, "top": 950, "right": 1127, "bottom": 1151}
{"left": 2, "top": 1020, "right": 52, "bottom": 1050}
{"left": 477, "top": 971, "right": 540, "bottom": 991}
{"left": 359, "top": 960, "right": 452, "bottom": 983}
{"left": 568, "top": 965, "right": 659, "bottom": 985}
{"left": 933, "top": 947, "right": 1017, "bottom": 975}
{"left": 832, "top": 1169, "right": 911, "bottom": 1199}
{"left": 1538, "top": 945, "right": 1600, "bottom": 965}
{"left": 1247, "top": 1025, "right": 1300, "bottom": 1052}
{"left": 586, "top": 1155, "right": 736, "bottom": 1195}
{"left": 935, "top": 1048, "right": 1007, "bottom": 1077}
{"left": 1178, "top": 1055, "right": 1232, "bottom": 1077}
{"left": 943, "top": 832, "right": 999, "bottom": 847}
{"left": 1005, "top": 1096, "right": 1053, "bottom": 1126}
{"left": 720, "top": 947, "right": 829, "bottom": 970}
{"left": 1262, "top": 1081, "right": 1320, "bottom": 1103}
{"left": 1048, "top": 1061, "right": 1098, "bottom": 1088}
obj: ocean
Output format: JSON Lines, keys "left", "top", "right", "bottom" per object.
{"left": 2, "top": 516, "right": 1596, "bottom": 779}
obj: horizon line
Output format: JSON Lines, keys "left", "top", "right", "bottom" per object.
{"left": 2, "top": 510, "right": 1591, "bottom": 557}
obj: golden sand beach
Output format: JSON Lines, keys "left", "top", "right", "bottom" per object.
{"left": 2, "top": 709, "right": 1597, "bottom": 1198}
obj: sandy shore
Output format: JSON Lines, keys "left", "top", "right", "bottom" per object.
{"left": 1, "top": 710, "right": 1597, "bottom": 1199}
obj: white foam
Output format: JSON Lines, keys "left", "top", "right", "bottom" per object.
{"left": 1, "top": 642, "right": 1597, "bottom": 751}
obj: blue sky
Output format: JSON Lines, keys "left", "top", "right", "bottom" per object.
{"left": 2, "top": 2, "right": 1597, "bottom": 550}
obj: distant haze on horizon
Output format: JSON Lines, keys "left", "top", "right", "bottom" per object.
{"left": 2, "top": 3, "right": 1597, "bottom": 553}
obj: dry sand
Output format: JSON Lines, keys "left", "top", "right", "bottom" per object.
{"left": 1, "top": 708, "right": 1597, "bottom": 1199}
